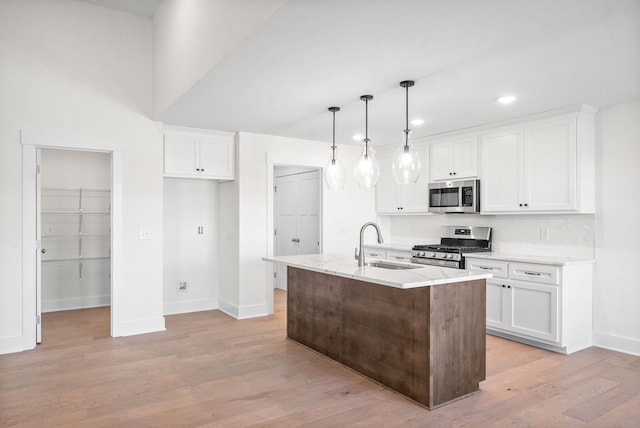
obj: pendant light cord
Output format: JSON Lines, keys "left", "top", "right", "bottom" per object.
{"left": 364, "top": 97, "right": 370, "bottom": 157}
{"left": 404, "top": 83, "right": 410, "bottom": 149}
{"left": 331, "top": 109, "right": 336, "bottom": 162}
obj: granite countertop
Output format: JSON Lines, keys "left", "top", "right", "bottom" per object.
{"left": 464, "top": 252, "right": 595, "bottom": 266}
{"left": 262, "top": 254, "right": 492, "bottom": 289}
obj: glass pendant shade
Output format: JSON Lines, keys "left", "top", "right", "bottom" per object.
{"left": 392, "top": 130, "right": 421, "bottom": 184}
{"left": 354, "top": 143, "right": 380, "bottom": 189}
{"left": 324, "top": 106, "right": 346, "bottom": 190}
{"left": 393, "top": 80, "right": 422, "bottom": 184}
{"left": 324, "top": 152, "right": 347, "bottom": 190}
{"left": 353, "top": 94, "right": 379, "bottom": 189}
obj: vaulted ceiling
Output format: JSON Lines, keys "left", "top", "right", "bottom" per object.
{"left": 89, "top": 0, "right": 640, "bottom": 146}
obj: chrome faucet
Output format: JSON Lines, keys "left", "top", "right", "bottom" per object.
{"left": 356, "top": 222, "right": 384, "bottom": 267}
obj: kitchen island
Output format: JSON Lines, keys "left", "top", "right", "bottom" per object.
{"left": 263, "top": 254, "right": 493, "bottom": 409}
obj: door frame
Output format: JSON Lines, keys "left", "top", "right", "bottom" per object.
{"left": 21, "top": 130, "right": 124, "bottom": 350}
{"left": 266, "top": 155, "right": 324, "bottom": 313}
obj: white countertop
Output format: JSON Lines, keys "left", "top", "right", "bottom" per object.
{"left": 464, "top": 252, "right": 595, "bottom": 266}
{"left": 363, "top": 243, "right": 414, "bottom": 252}
{"left": 262, "top": 254, "right": 492, "bottom": 289}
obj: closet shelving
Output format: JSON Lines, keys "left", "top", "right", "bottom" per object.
{"left": 41, "top": 187, "right": 111, "bottom": 278}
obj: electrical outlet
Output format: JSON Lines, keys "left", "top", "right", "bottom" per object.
{"left": 178, "top": 280, "right": 188, "bottom": 292}
{"left": 139, "top": 229, "right": 151, "bottom": 240}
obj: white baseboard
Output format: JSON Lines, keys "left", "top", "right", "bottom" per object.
{"left": 121, "top": 316, "right": 166, "bottom": 337}
{"left": 0, "top": 335, "right": 29, "bottom": 355}
{"left": 592, "top": 330, "right": 640, "bottom": 357}
{"left": 42, "top": 295, "right": 110, "bottom": 313}
{"left": 163, "top": 298, "right": 218, "bottom": 316}
{"left": 218, "top": 299, "right": 269, "bottom": 320}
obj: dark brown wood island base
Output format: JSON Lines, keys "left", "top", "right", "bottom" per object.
{"left": 287, "top": 266, "right": 486, "bottom": 409}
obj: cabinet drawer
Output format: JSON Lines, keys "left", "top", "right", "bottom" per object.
{"left": 364, "top": 249, "right": 385, "bottom": 260}
{"left": 509, "top": 262, "right": 559, "bottom": 285}
{"left": 385, "top": 250, "right": 412, "bottom": 262}
{"left": 466, "top": 258, "right": 508, "bottom": 278}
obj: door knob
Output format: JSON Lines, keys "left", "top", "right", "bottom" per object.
{"left": 41, "top": 249, "right": 46, "bottom": 254}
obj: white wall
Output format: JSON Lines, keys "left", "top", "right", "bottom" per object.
{"left": 152, "top": 0, "right": 287, "bottom": 116}
{"left": 593, "top": 100, "right": 640, "bottom": 355}
{"left": 163, "top": 178, "right": 219, "bottom": 315}
{"left": 0, "top": 0, "right": 164, "bottom": 354}
{"left": 218, "top": 132, "right": 376, "bottom": 317}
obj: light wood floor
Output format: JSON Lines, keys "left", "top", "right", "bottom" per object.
{"left": 2, "top": 290, "right": 639, "bottom": 427}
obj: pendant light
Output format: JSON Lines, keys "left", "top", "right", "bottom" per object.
{"left": 324, "top": 106, "right": 346, "bottom": 190}
{"left": 392, "top": 80, "right": 421, "bottom": 184}
{"left": 353, "top": 95, "right": 380, "bottom": 189}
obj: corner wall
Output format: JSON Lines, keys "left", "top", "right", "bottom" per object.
{"left": 0, "top": 0, "right": 164, "bottom": 354}
{"left": 592, "top": 100, "right": 640, "bottom": 355}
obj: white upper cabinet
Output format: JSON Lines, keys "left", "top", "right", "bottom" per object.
{"left": 480, "top": 108, "right": 595, "bottom": 214}
{"left": 375, "top": 145, "right": 429, "bottom": 214}
{"left": 429, "top": 135, "right": 478, "bottom": 181}
{"left": 164, "top": 127, "right": 235, "bottom": 180}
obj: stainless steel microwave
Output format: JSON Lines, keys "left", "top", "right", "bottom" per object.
{"left": 428, "top": 179, "right": 480, "bottom": 213}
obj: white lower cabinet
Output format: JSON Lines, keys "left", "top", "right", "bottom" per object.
{"left": 467, "top": 256, "right": 592, "bottom": 354}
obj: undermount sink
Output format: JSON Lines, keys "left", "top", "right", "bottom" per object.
{"left": 364, "top": 261, "right": 422, "bottom": 270}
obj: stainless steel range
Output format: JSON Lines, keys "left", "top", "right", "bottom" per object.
{"left": 411, "top": 226, "right": 492, "bottom": 269}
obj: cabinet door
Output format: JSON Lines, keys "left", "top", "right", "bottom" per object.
{"left": 375, "top": 151, "right": 402, "bottom": 213}
{"left": 430, "top": 141, "right": 453, "bottom": 181}
{"left": 430, "top": 136, "right": 477, "bottom": 181}
{"left": 480, "top": 128, "right": 524, "bottom": 212}
{"left": 164, "top": 132, "right": 198, "bottom": 177}
{"left": 398, "top": 146, "right": 429, "bottom": 213}
{"left": 508, "top": 280, "right": 559, "bottom": 343}
{"left": 198, "top": 134, "right": 235, "bottom": 180}
{"left": 451, "top": 137, "right": 478, "bottom": 179}
{"left": 524, "top": 118, "right": 577, "bottom": 211}
{"left": 486, "top": 279, "right": 508, "bottom": 329}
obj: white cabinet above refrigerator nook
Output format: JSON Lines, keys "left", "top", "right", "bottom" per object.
{"left": 164, "top": 126, "right": 236, "bottom": 180}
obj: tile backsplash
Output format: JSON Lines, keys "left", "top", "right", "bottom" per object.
{"left": 386, "top": 214, "right": 595, "bottom": 259}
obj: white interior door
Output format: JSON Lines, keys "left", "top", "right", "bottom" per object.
{"left": 274, "top": 169, "right": 321, "bottom": 291}
{"left": 36, "top": 149, "right": 42, "bottom": 343}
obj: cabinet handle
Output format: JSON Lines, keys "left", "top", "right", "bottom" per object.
{"left": 524, "top": 203, "right": 528, "bottom": 207}
{"left": 453, "top": 172, "right": 457, "bottom": 175}
{"left": 449, "top": 172, "right": 453, "bottom": 176}
{"left": 41, "top": 248, "right": 46, "bottom": 254}
{"left": 507, "top": 285, "right": 511, "bottom": 288}
{"left": 523, "top": 271, "right": 541, "bottom": 276}
{"left": 291, "top": 238, "right": 300, "bottom": 243}
{"left": 393, "top": 256, "right": 404, "bottom": 260}
{"left": 502, "top": 284, "right": 506, "bottom": 288}
{"left": 478, "top": 266, "right": 493, "bottom": 270}
{"left": 370, "top": 253, "right": 379, "bottom": 257}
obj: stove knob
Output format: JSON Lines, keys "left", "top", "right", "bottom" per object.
{"left": 430, "top": 253, "right": 437, "bottom": 258}
{"left": 446, "top": 254, "right": 453, "bottom": 259}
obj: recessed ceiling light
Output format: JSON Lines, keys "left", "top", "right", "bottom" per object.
{"left": 352, "top": 134, "right": 364, "bottom": 141}
{"left": 497, "top": 95, "right": 516, "bottom": 104}
{"left": 410, "top": 118, "right": 424, "bottom": 126}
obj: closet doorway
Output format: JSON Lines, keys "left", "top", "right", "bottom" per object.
{"left": 37, "top": 149, "right": 112, "bottom": 343}
{"left": 22, "top": 129, "right": 123, "bottom": 351}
